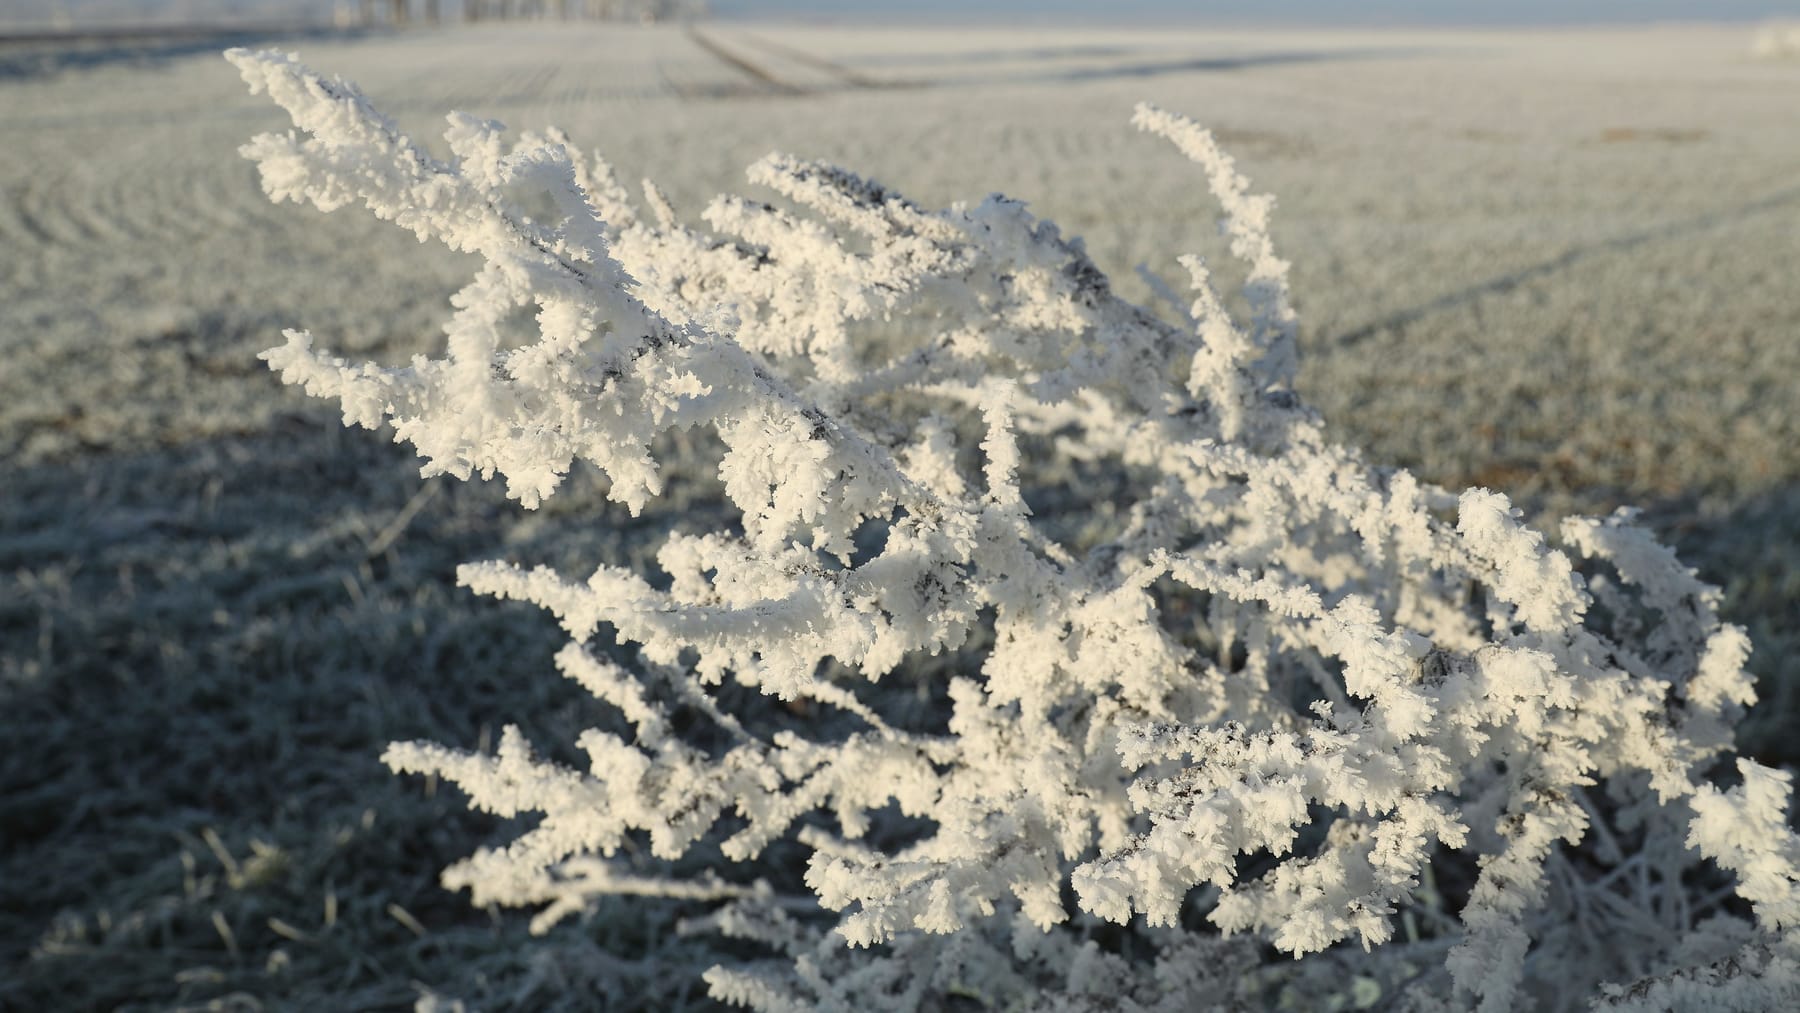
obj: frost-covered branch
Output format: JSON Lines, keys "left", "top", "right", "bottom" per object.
{"left": 229, "top": 49, "right": 1799, "bottom": 1011}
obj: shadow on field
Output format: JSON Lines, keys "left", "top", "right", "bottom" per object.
{"left": 706, "top": 36, "right": 1433, "bottom": 99}
{"left": 0, "top": 423, "right": 733, "bottom": 1010}
{"left": 928, "top": 45, "right": 1430, "bottom": 90}
{"left": 1664, "top": 481, "right": 1800, "bottom": 767}
{"left": 1, "top": 409, "right": 1791, "bottom": 1010}
{"left": 850, "top": 43, "right": 1144, "bottom": 67}
{"left": 1334, "top": 180, "right": 1800, "bottom": 348}
{"left": 0, "top": 25, "right": 371, "bottom": 82}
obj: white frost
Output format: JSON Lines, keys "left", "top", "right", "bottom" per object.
{"left": 228, "top": 48, "right": 1800, "bottom": 1012}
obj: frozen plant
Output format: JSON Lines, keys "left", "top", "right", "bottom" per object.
{"left": 227, "top": 47, "right": 1800, "bottom": 1011}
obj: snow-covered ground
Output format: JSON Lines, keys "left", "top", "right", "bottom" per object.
{"left": 3, "top": 21, "right": 1796, "bottom": 1009}
{"left": 7, "top": 22, "right": 1797, "bottom": 502}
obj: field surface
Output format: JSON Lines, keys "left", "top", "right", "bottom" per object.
{"left": 2, "top": 20, "right": 1797, "bottom": 1010}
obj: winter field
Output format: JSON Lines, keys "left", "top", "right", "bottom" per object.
{"left": 3, "top": 19, "right": 1798, "bottom": 1010}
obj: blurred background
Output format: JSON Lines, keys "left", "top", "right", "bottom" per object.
{"left": 3, "top": 2, "right": 1797, "bottom": 1009}
{"left": 2, "top": 0, "right": 1797, "bottom": 27}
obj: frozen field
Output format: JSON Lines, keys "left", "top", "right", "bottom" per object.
{"left": 3, "top": 20, "right": 1797, "bottom": 1009}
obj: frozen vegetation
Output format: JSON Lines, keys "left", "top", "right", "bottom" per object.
{"left": 3, "top": 20, "right": 1797, "bottom": 1011}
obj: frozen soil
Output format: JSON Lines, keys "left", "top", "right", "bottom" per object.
{"left": 2, "top": 20, "right": 1796, "bottom": 1010}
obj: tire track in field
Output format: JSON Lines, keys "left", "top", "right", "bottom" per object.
{"left": 683, "top": 29, "right": 916, "bottom": 97}
{"left": 15, "top": 175, "right": 102, "bottom": 248}
{"left": 8, "top": 159, "right": 255, "bottom": 255}
{"left": 681, "top": 27, "right": 802, "bottom": 97}
{"left": 0, "top": 90, "right": 290, "bottom": 257}
{"left": 0, "top": 182, "right": 57, "bottom": 247}
{"left": 731, "top": 32, "right": 907, "bottom": 91}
